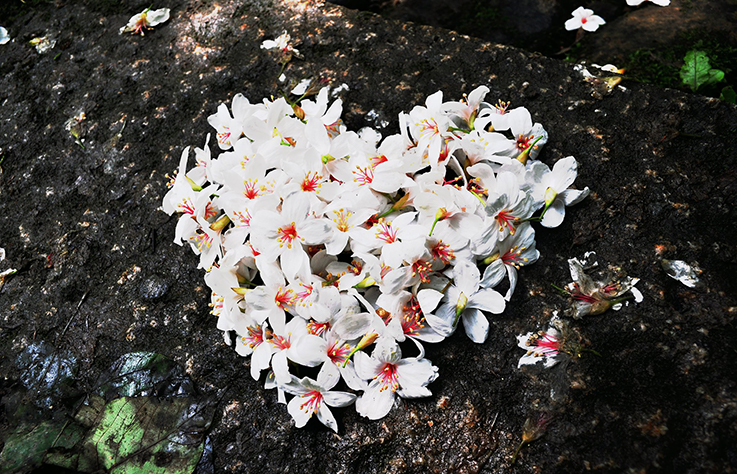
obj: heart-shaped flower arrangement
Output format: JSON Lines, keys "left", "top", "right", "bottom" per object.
{"left": 163, "top": 85, "right": 589, "bottom": 432}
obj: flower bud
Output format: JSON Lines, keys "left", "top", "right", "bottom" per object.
{"left": 210, "top": 214, "right": 231, "bottom": 232}
{"left": 455, "top": 292, "right": 468, "bottom": 318}
{"left": 292, "top": 104, "right": 305, "bottom": 120}
{"left": 354, "top": 276, "right": 377, "bottom": 288}
{"left": 544, "top": 187, "right": 558, "bottom": 207}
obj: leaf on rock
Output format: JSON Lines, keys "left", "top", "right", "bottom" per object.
{"left": 680, "top": 50, "right": 725, "bottom": 92}
{"left": 46, "top": 396, "right": 213, "bottom": 473}
{"left": 0, "top": 420, "right": 85, "bottom": 473}
{"left": 16, "top": 341, "right": 78, "bottom": 409}
{"left": 96, "top": 352, "right": 195, "bottom": 399}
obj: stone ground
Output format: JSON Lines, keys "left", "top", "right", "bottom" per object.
{"left": 0, "top": 0, "right": 736, "bottom": 473}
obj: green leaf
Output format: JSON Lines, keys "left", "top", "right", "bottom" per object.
{"left": 720, "top": 85, "right": 737, "bottom": 104}
{"left": 0, "top": 420, "right": 85, "bottom": 473}
{"left": 96, "top": 352, "right": 194, "bottom": 399}
{"left": 46, "top": 396, "right": 211, "bottom": 473}
{"left": 680, "top": 50, "right": 726, "bottom": 92}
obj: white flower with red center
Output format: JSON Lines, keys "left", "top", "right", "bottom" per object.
{"left": 300, "top": 88, "right": 343, "bottom": 154}
{"left": 260, "top": 31, "right": 300, "bottom": 58}
{"left": 349, "top": 211, "right": 418, "bottom": 256}
{"left": 443, "top": 85, "right": 490, "bottom": 131}
{"left": 479, "top": 222, "right": 540, "bottom": 300}
{"left": 375, "top": 290, "right": 445, "bottom": 356}
{"left": 405, "top": 91, "right": 454, "bottom": 169}
{"left": 354, "top": 338, "right": 439, "bottom": 420}
{"left": 281, "top": 369, "right": 356, "bottom": 432}
{"left": 481, "top": 171, "right": 534, "bottom": 241}
{"left": 250, "top": 192, "right": 332, "bottom": 282}
{"left": 517, "top": 326, "right": 563, "bottom": 368}
{"left": 627, "top": 0, "right": 670, "bottom": 6}
{"left": 524, "top": 156, "right": 590, "bottom": 228}
{"left": 321, "top": 198, "right": 378, "bottom": 255}
{"left": 565, "top": 7, "right": 606, "bottom": 32}
{"left": 269, "top": 318, "right": 326, "bottom": 384}
{"left": 120, "top": 7, "right": 170, "bottom": 36}
{"left": 425, "top": 261, "right": 505, "bottom": 343}
{"left": 245, "top": 282, "right": 297, "bottom": 335}
{"left": 207, "top": 99, "right": 246, "bottom": 150}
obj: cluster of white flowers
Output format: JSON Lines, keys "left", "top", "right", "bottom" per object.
{"left": 163, "top": 85, "right": 589, "bottom": 431}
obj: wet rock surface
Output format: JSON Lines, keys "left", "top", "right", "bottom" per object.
{"left": 0, "top": 0, "right": 736, "bottom": 472}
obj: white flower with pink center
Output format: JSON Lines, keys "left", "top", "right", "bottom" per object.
{"left": 517, "top": 326, "right": 563, "bottom": 368}
{"left": 627, "top": 0, "right": 670, "bottom": 6}
{"left": 120, "top": 7, "right": 170, "bottom": 36}
{"left": 565, "top": 7, "right": 606, "bottom": 32}
{"left": 281, "top": 369, "right": 356, "bottom": 432}
{"left": 354, "top": 339, "right": 438, "bottom": 420}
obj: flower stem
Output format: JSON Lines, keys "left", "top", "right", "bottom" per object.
{"left": 510, "top": 440, "right": 527, "bottom": 465}
{"left": 551, "top": 284, "right": 571, "bottom": 296}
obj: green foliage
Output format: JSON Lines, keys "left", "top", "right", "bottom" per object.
{"left": 0, "top": 349, "right": 213, "bottom": 474}
{"left": 680, "top": 50, "right": 725, "bottom": 91}
{"left": 720, "top": 85, "right": 736, "bottom": 104}
{"left": 0, "top": 420, "right": 85, "bottom": 472}
{"left": 625, "top": 29, "right": 736, "bottom": 100}
{"left": 625, "top": 49, "right": 681, "bottom": 88}
{"left": 45, "top": 395, "right": 209, "bottom": 473}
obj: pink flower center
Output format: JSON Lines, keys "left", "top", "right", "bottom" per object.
{"left": 411, "top": 259, "right": 433, "bottom": 283}
{"left": 534, "top": 333, "right": 560, "bottom": 354}
{"left": 501, "top": 245, "right": 528, "bottom": 269}
{"left": 299, "top": 390, "right": 323, "bottom": 415}
{"left": 401, "top": 297, "right": 425, "bottom": 336}
{"left": 270, "top": 333, "right": 291, "bottom": 351}
{"left": 377, "top": 363, "right": 400, "bottom": 392}
{"left": 516, "top": 134, "right": 535, "bottom": 152}
{"left": 242, "top": 325, "right": 264, "bottom": 349}
{"left": 375, "top": 220, "right": 398, "bottom": 243}
{"left": 327, "top": 341, "right": 351, "bottom": 365}
{"left": 243, "top": 179, "right": 262, "bottom": 200}
{"left": 354, "top": 165, "right": 374, "bottom": 185}
{"left": 277, "top": 222, "right": 299, "bottom": 248}
{"left": 301, "top": 172, "right": 321, "bottom": 192}
{"left": 496, "top": 209, "right": 517, "bottom": 235}
{"left": 431, "top": 240, "right": 455, "bottom": 265}
{"left": 274, "top": 287, "right": 295, "bottom": 309}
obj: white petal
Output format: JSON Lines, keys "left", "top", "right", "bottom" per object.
{"left": 353, "top": 350, "right": 382, "bottom": 379}
{"left": 323, "top": 390, "right": 357, "bottom": 408}
{"left": 417, "top": 288, "right": 443, "bottom": 314}
{"left": 355, "top": 383, "right": 395, "bottom": 420}
{"left": 396, "top": 358, "right": 438, "bottom": 395}
{"left": 333, "top": 312, "right": 373, "bottom": 340}
{"left": 540, "top": 199, "right": 565, "bottom": 228}
{"left": 561, "top": 187, "right": 590, "bottom": 206}
{"left": 462, "top": 308, "right": 490, "bottom": 343}
{"left": 468, "top": 288, "right": 505, "bottom": 314}
{"left": 287, "top": 395, "right": 313, "bottom": 428}
{"left": 316, "top": 403, "right": 339, "bottom": 432}
{"left": 480, "top": 260, "right": 506, "bottom": 288}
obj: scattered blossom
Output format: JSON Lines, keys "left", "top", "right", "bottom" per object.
{"left": 120, "top": 8, "right": 171, "bottom": 36}
{"left": 627, "top": 0, "right": 670, "bottom": 6}
{"left": 164, "top": 85, "right": 590, "bottom": 430}
{"left": 0, "top": 27, "right": 10, "bottom": 45}
{"left": 565, "top": 7, "right": 606, "bottom": 32}
{"left": 564, "top": 255, "right": 642, "bottom": 318}
{"left": 261, "top": 31, "right": 301, "bottom": 61}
